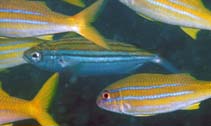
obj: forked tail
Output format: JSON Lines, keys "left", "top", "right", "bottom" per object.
{"left": 153, "top": 56, "right": 180, "bottom": 73}
{"left": 29, "top": 73, "right": 59, "bottom": 126}
{"left": 70, "top": 0, "right": 109, "bottom": 49}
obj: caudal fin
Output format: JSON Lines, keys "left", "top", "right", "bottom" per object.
{"left": 70, "top": 0, "right": 109, "bottom": 49}
{"left": 153, "top": 56, "right": 180, "bottom": 73}
{"left": 63, "top": 0, "right": 85, "bottom": 7}
{"left": 30, "top": 73, "right": 59, "bottom": 126}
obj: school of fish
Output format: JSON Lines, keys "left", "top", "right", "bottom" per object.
{"left": 1, "top": 0, "right": 211, "bottom": 125}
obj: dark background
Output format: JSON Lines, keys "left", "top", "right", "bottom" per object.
{"left": 1, "top": 0, "right": 211, "bottom": 125}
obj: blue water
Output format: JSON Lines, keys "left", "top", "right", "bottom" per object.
{"left": 1, "top": 0, "right": 211, "bottom": 126}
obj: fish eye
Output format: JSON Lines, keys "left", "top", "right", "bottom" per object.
{"left": 31, "top": 51, "right": 41, "bottom": 62}
{"left": 102, "top": 90, "right": 110, "bottom": 100}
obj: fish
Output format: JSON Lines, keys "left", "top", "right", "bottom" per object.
{"left": 118, "top": 0, "right": 211, "bottom": 39}
{"left": 0, "top": 0, "right": 108, "bottom": 48}
{"left": 23, "top": 37, "right": 178, "bottom": 77}
{"left": 0, "top": 73, "right": 59, "bottom": 126}
{"left": 0, "top": 38, "right": 44, "bottom": 69}
{"left": 96, "top": 73, "right": 211, "bottom": 116}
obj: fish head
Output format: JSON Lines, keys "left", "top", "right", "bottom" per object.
{"left": 96, "top": 88, "right": 132, "bottom": 115}
{"left": 23, "top": 42, "right": 63, "bottom": 72}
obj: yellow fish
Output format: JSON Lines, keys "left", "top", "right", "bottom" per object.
{"left": 97, "top": 73, "right": 211, "bottom": 116}
{"left": 0, "top": 73, "right": 59, "bottom": 126}
{"left": 0, "top": 38, "right": 44, "bottom": 69}
{"left": 0, "top": 0, "right": 108, "bottom": 48}
{"left": 119, "top": 0, "right": 211, "bottom": 39}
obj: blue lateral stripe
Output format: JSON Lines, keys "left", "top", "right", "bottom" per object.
{"left": 107, "top": 91, "right": 193, "bottom": 103}
{"left": 0, "top": 8, "right": 42, "bottom": 15}
{"left": 0, "top": 18, "right": 48, "bottom": 25}
{"left": 109, "top": 83, "right": 183, "bottom": 93}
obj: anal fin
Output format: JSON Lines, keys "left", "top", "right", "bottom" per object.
{"left": 138, "top": 13, "right": 154, "bottom": 21}
{"left": 180, "top": 27, "right": 200, "bottom": 39}
{"left": 182, "top": 103, "right": 200, "bottom": 110}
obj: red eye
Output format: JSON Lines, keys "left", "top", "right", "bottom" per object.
{"left": 102, "top": 90, "right": 110, "bottom": 99}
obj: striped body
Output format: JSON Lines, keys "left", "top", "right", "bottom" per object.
{"left": 0, "top": 73, "right": 59, "bottom": 125}
{"left": 23, "top": 37, "right": 177, "bottom": 76}
{"left": 0, "top": 38, "right": 43, "bottom": 69}
{"left": 0, "top": 0, "right": 71, "bottom": 37}
{"left": 119, "top": 0, "right": 211, "bottom": 30}
{"left": 0, "top": 0, "right": 108, "bottom": 48}
{"left": 97, "top": 74, "right": 211, "bottom": 116}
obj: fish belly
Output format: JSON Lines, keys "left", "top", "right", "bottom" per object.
{"left": 123, "top": 92, "right": 211, "bottom": 116}
{"left": 77, "top": 61, "right": 144, "bottom": 76}
{"left": 0, "top": 23, "right": 69, "bottom": 38}
{"left": 119, "top": 0, "right": 211, "bottom": 30}
{"left": 0, "top": 110, "right": 29, "bottom": 124}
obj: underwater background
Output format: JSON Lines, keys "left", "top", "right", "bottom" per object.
{"left": 2, "top": 0, "right": 211, "bottom": 125}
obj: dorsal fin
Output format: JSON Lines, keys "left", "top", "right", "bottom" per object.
{"left": 180, "top": 27, "right": 200, "bottom": 39}
{"left": 0, "top": 81, "right": 10, "bottom": 97}
{"left": 182, "top": 102, "right": 200, "bottom": 110}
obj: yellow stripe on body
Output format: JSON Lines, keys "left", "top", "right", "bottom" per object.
{"left": 115, "top": 83, "right": 210, "bottom": 107}
{"left": 44, "top": 37, "right": 152, "bottom": 56}
{"left": 0, "top": 38, "right": 43, "bottom": 68}
{"left": 134, "top": 0, "right": 211, "bottom": 29}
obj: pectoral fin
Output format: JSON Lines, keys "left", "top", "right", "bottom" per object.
{"left": 180, "top": 27, "right": 200, "bottom": 39}
{"left": 182, "top": 103, "right": 200, "bottom": 110}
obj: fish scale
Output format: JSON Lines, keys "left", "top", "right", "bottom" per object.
{"left": 23, "top": 37, "right": 178, "bottom": 76}
{"left": 0, "top": 0, "right": 109, "bottom": 48}
{"left": 97, "top": 73, "right": 211, "bottom": 116}
{"left": 119, "top": 0, "right": 211, "bottom": 39}
{"left": 0, "top": 38, "right": 43, "bottom": 69}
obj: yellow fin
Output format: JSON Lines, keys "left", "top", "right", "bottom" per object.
{"left": 37, "top": 35, "right": 53, "bottom": 40}
{"left": 71, "top": 0, "right": 109, "bottom": 49}
{"left": 32, "top": 73, "right": 59, "bottom": 110}
{"left": 135, "top": 114, "right": 153, "bottom": 117}
{"left": 31, "top": 73, "right": 59, "bottom": 126}
{"left": 0, "top": 81, "right": 9, "bottom": 97}
{"left": 63, "top": 0, "right": 85, "bottom": 7}
{"left": 1, "top": 123, "right": 13, "bottom": 126}
{"left": 182, "top": 103, "right": 200, "bottom": 110}
{"left": 138, "top": 13, "right": 154, "bottom": 21}
{"left": 180, "top": 27, "right": 200, "bottom": 39}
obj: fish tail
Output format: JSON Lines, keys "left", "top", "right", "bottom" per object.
{"left": 153, "top": 56, "right": 179, "bottom": 73}
{"left": 63, "top": 0, "right": 85, "bottom": 7}
{"left": 69, "top": 0, "right": 109, "bottom": 49}
{"left": 29, "top": 73, "right": 59, "bottom": 126}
